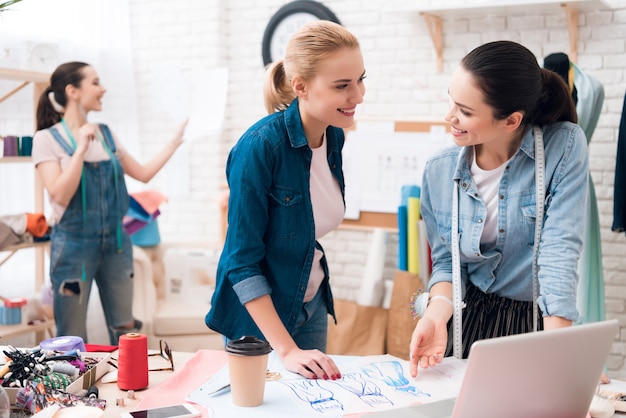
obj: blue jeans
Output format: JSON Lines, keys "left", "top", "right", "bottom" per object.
{"left": 50, "top": 229, "right": 138, "bottom": 345}
{"left": 223, "top": 286, "right": 329, "bottom": 351}
{"left": 292, "top": 286, "right": 329, "bottom": 351}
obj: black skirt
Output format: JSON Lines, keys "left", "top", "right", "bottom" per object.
{"left": 445, "top": 281, "right": 544, "bottom": 359}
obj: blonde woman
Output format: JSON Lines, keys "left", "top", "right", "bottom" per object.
{"left": 206, "top": 20, "right": 366, "bottom": 379}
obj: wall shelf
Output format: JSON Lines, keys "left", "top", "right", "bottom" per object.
{"left": 405, "top": 0, "right": 613, "bottom": 72}
{"left": 0, "top": 68, "right": 53, "bottom": 342}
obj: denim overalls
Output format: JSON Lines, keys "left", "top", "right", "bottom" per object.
{"left": 48, "top": 124, "right": 140, "bottom": 345}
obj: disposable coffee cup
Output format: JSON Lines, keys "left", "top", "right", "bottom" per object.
{"left": 226, "top": 336, "right": 272, "bottom": 407}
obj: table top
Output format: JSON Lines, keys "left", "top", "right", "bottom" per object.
{"left": 93, "top": 350, "right": 626, "bottom": 418}
{"left": 96, "top": 351, "right": 198, "bottom": 417}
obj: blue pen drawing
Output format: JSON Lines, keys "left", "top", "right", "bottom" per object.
{"left": 279, "top": 360, "right": 431, "bottom": 414}
{"left": 361, "top": 361, "right": 431, "bottom": 398}
{"left": 280, "top": 379, "right": 344, "bottom": 413}
{"left": 334, "top": 372, "right": 393, "bottom": 407}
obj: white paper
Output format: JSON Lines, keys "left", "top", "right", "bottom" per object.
{"left": 150, "top": 64, "right": 229, "bottom": 139}
{"left": 187, "top": 353, "right": 466, "bottom": 418}
{"left": 161, "top": 140, "right": 190, "bottom": 198}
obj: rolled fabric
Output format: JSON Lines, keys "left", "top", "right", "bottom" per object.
{"left": 26, "top": 212, "right": 48, "bottom": 237}
{"left": 0, "top": 213, "right": 27, "bottom": 235}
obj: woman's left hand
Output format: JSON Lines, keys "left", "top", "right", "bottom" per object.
{"left": 282, "top": 347, "right": 342, "bottom": 380}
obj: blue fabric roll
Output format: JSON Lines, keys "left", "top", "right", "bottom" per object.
{"left": 40, "top": 336, "right": 86, "bottom": 353}
{"left": 397, "top": 205, "right": 408, "bottom": 270}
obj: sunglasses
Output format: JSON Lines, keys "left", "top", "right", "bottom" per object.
{"left": 108, "top": 339, "right": 174, "bottom": 372}
{"left": 148, "top": 339, "right": 174, "bottom": 372}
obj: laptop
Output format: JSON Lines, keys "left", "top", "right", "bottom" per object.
{"left": 367, "top": 319, "right": 618, "bottom": 418}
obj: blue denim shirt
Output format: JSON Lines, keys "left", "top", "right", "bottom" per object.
{"left": 205, "top": 98, "right": 345, "bottom": 340}
{"left": 422, "top": 122, "right": 588, "bottom": 321}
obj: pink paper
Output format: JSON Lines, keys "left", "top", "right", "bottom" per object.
{"left": 134, "top": 350, "right": 227, "bottom": 417}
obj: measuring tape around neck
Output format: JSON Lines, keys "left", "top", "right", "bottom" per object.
{"left": 452, "top": 180, "right": 463, "bottom": 359}
{"left": 532, "top": 126, "right": 545, "bottom": 332}
{"left": 451, "top": 126, "right": 545, "bottom": 358}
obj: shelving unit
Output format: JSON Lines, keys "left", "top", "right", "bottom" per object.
{"left": 0, "top": 67, "right": 54, "bottom": 341}
{"left": 402, "top": 0, "right": 613, "bottom": 72}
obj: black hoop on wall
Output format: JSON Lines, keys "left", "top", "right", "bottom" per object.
{"left": 261, "top": 0, "right": 341, "bottom": 67}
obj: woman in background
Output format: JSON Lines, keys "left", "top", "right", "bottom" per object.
{"left": 409, "top": 41, "right": 588, "bottom": 378}
{"left": 33, "top": 61, "right": 186, "bottom": 345}
{"left": 206, "top": 20, "right": 365, "bottom": 379}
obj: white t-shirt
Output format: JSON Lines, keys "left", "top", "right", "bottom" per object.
{"left": 305, "top": 134, "right": 344, "bottom": 302}
{"left": 471, "top": 146, "right": 507, "bottom": 246}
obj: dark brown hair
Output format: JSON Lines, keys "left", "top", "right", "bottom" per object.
{"left": 461, "top": 41, "right": 577, "bottom": 127}
{"left": 36, "top": 61, "right": 90, "bottom": 130}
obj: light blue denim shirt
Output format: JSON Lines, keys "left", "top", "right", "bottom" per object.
{"left": 422, "top": 122, "right": 588, "bottom": 321}
{"left": 205, "top": 98, "right": 345, "bottom": 340}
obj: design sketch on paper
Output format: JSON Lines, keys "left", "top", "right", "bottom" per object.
{"left": 279, "top": 360, "right": 431, "bottom": 414}
{"left": 280, "top": 379, "right": 344, "bottom": 413}
{"left": 430, "top": 361, "right": 465, "bottom": 379}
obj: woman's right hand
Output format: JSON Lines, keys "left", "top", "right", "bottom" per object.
{"left": 408, "top": 316, "right": 449, "bottom": 378}
{"left": 74, "top": 123, "right": 99, "bottom": 155}
{"left": 282, "top": 347, "right": 342, "bottom": 380}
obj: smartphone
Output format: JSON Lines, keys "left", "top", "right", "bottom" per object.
{"left": 120, "top": 403, "right": 201, "bottom": 418}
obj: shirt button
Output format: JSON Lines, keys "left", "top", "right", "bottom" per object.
{"left": 499, "top": 228, "right": 505, "bottom": 233}
{"left": 285, "top": 196, "right": 290, "bottom": 202}
{"left": 474, "top": 252, "right": 480, "bottom": 257}
{"left": 500, "top": 195, "right": 504, "bottom": 199}
{"left": 478, "top": 219, "right": 483, "bottom": 223}
{"left": 473, "top": 193, "right": 478, "bottom": 197}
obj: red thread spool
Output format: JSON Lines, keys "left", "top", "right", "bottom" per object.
{"left": 117, "top": 333, "right": 149, "bottom": 390}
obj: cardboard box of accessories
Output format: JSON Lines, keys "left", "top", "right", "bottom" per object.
{"left": 4, "top": 351, "right": 111, "bottom": 407}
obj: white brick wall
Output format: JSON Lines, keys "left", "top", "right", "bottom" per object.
{"left": 123, "top": 0, "right": 626, "bottom": 377}
{"left": 2, "top": 0, "right": 624, "bottom": 374}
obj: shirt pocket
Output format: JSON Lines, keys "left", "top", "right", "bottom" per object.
{"left": 519, "top": 202, "right": 537, "bottom": 247}
{"left": 269, "top": 186, "right": 303, "bottom": 240}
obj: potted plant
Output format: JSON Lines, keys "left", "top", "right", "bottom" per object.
{"left": 0, "top": 0, "right": 23, "bottom": 12}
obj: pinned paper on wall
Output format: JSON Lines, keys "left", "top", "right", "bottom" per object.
{"left": 343, "top": 124, "right": 453, "bottom": 215}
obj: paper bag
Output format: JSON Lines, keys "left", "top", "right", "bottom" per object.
{"left": 386, "top": 270, "right": 424, "bottom": 360}
{"left": 327, "top": 299, "right": 388, "bottom": 356}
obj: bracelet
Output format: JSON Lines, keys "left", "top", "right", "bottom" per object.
{"left": 429, "top": 295, "right": 454, "bottom": 307}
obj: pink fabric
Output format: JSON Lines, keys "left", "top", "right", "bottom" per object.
{"left": 131, "top": 190, "right": 168, "bottom": 215}
{"left": 135, "top": 349, "right": 227, "bottom": 417}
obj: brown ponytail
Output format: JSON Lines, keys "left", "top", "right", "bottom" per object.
{"left": 36, "top": 61, "right": 89, "bottom": 131}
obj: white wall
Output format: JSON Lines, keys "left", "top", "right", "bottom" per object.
{"left": 2, "top": 0, "right": 626, "bottom": 376}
